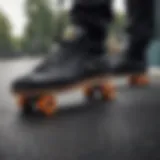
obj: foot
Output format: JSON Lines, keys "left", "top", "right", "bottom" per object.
{"left": 12, "top": 28, "right": 111, "bottom": 92}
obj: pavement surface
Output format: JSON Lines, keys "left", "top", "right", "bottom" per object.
{"left": 0, "top": 58, "right": 160, "bottom": 160}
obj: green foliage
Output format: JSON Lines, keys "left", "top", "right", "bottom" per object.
{"left": 23, "top": 0, "right": 54, "bottom": 54}
{"left": 0, "top": 1, "right": 126, "bottom": 56}
{"left": 0, "top": 10, "right": 13, "bottom": 53}
{"left": 22, "top": 0, "right": 70, "bottom": 54}
{"left": 12, "top": 36, "right": 23, "bottom": 52}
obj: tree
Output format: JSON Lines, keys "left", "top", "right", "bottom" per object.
{"left": 23, "top": 0, "right": 54, "bottom": 54}
{"left": 12, "top": 36, "right": 23, "bottom": 52}
{"left": 0, "top": 10, "right": 13, "bottom": 53}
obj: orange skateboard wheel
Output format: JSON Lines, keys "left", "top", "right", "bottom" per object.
{"left": 84, "top": 81, "right": 116, "bottom": 101}
{"left": 100, "top": 82, "right": 116, "bottom": 101}
{"left": 36, "top": 95, "right": 57, "bottom": 116}
{"left": 129, "top": 74, "right": 149, "bottom": 86}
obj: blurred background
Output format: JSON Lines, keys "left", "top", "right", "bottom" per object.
{"left": 0, "top": 0, "right": 160, "bottom": 70}
{"left": 0, "top": 2, "right": 160, "bottom": 160}
{"left": 0, "top": 0, "right": 126, "bottom": 58}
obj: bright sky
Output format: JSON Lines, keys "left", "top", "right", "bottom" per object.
{"left": 0, "top": 0, "right": 125, "bottom": 36}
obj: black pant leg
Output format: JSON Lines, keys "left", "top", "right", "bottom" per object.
{"left": 71, "top": 0, "right": 113, "bottom": 41}
{"left": 126, "top": 0, "right": 154, "bottom": 63}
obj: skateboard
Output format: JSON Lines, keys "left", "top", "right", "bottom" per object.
{"left": 13, "top": 74, "right": 149, "bottom": 117}
{"left": 13, "top": 76, "right": 116, "bottom": 117}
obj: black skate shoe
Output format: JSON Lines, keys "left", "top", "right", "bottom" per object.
{"left": 12, "top": 27, "right": 111, "bottom": 91}
{"left": 12, "top": 27, "right": 115, "bottom": 116}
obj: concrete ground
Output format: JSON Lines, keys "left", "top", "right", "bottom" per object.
{"left": 0, "top": 58, "right": 160, "bottom": 160}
